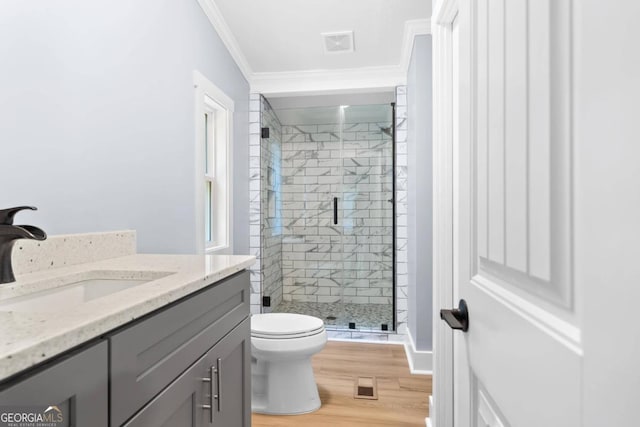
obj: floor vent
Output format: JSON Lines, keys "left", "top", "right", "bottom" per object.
{"left": 354, "top": 377, "right": 378, "bottom": 400}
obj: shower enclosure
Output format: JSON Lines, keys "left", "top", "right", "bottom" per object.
{"left": 259, "top": 97, "right": 395, "bottom": 332}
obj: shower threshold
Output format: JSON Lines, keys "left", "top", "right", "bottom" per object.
{"left": 273, "top": 301, "right": 393, "bottom": 332}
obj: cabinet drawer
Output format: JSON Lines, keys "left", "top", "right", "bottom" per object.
{"left": 110, "top": 271, "right": 249, "bottom": 427}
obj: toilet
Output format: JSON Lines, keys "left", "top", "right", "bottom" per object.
{"left": 250, "top": 313, "right": 327, "bottom": 415}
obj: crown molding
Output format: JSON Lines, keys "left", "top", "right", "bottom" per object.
{"left": 399, "top": 19, "right": 432, "bottom": 73}
{"left": 251, "top": 66, "right": 406, "bottom": 96}
{"left": 196, "top": 0, "right": 253, "bottom": 82}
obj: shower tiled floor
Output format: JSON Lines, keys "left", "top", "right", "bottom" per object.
{"left": 273, "top": 301, "right": 394, "bottom": 332}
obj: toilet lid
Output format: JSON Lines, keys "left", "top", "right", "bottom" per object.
{"left": 251, "top": 313, "right": 325, "bottom": 339}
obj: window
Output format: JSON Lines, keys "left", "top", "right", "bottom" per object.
{"left": 194, "top": 71, "right": 233, "bottom": 253}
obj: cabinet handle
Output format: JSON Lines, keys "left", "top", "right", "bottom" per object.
{"left": 215, "top": 358, "right": 222, "bottom": 412}
{"left": 201, "top": 368, "right": 214, "bottom": 422}
{"left": 333, "top": 197, "right": 338, "bottom": 225}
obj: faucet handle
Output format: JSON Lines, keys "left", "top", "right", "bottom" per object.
{"left": 0, "top": 206, "right": 37, "bottom": 225}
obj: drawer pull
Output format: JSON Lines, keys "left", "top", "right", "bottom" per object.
{"left": 202, "top": 369, "right": 214, "bottom": 422}
{"left": 215, "top": 358, "right": 222, "bottom": 412}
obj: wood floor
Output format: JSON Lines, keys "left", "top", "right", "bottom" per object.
{"left": 252, "top": 341, "right": 432, "bottom": 427}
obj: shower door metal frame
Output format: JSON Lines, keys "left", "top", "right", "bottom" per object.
{"left": 391, "top": 102, "right": 397, "bottom": 331}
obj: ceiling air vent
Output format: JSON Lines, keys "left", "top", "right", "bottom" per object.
{"left": 322, "top": 31, "right": 355, "bottom": 54}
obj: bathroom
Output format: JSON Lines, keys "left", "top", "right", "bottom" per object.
{"left": 2, "top": 0, "right": 632, "bottom": 425}
{"left": 0, "top": 0, "right": 433, "bottom": 424}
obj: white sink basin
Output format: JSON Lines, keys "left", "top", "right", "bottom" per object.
{"left": 0, "top": 270, "right": 174, "bottom": 312}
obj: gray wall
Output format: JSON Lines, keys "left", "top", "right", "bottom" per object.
{"left": 0, "top": 0, "right": 249, "bottom": 255}
{"left": 407, "top": 35, "right": 433, "bottom": 351}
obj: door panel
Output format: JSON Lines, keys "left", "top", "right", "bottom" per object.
{"left": 474, "top": 0, "right": 572, "bottom": 307}
{"left": 467, "top": 281, "right": 580, "bottom": 426}
{"left": 476, "top": 384, "right": 506, "bottom": 427}
{"left": 454, "top": 0, "right": 582, "bottom": 426}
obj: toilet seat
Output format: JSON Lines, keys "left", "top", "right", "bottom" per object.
{"left": 251, "top": 313, "right": 325, "bottom": 339}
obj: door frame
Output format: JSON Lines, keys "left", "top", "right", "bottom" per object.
{"left": 431, "top": 0, "right": 461, "bottom": 426}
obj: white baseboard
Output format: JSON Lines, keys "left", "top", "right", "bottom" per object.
{"left": 403, "top": 330, "right": 433, "bottom": 374}
{"left": 426, "top": 395, "right": 434, "bottom": 427}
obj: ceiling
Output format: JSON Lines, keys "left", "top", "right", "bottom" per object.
{"left": 200, "top": 0, "right": 431, "bottom": 95}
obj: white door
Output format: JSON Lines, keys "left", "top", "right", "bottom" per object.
{"left": 434, "top": 0, "right": 640, "bottom": 426}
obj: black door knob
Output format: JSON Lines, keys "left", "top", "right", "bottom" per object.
{"left": 440, "top": 299, "right": 469, "bottom": 332}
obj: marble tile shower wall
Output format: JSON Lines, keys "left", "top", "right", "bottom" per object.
{"left": 395, "top": 86, "right": 409, "bottom": 335}
{"left": 248, "top": 94, "right": 262, "bottom": 314}
{"left": 280, "top": 122, "right": 394, "bottom": 305}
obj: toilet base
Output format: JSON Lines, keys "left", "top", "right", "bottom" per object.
{"left": 251, "top": 356, "right": 321, "bottom": 415}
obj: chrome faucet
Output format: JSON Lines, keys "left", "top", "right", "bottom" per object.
{"left": 0, "top": 206, "right": 47, "bottom": 284}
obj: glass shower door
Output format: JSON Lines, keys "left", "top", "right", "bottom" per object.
{"left": 268, "top": 102, "right": 394, "bottom": 332}
{"left": 274, "top": 105, "right": 346, "bottom": 327}
{"left": 337, "top": 104, "right": 395, "bottom": 331}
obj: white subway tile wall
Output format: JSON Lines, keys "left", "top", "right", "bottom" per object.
{"left": 248, "top": 94, "right": 262, "bottom": 315}
{"left": 279, "top": 121, "right": 394, "bottom": 309}
{"left": 395, "top": 85, "right": 409, "bottom": 336}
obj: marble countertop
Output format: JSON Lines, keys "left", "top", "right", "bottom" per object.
{"left": 0, "top": 253, "right": 255, "bottom": 381}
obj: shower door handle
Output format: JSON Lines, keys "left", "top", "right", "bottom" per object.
{"left": 333, "top": 197, "right": 338, "bottom": 225}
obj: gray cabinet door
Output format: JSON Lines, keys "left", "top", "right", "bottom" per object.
{"left": 110, "top": 271, "right": 249, "bottom": 427}
{"left": 208, "top": 318, "right": 251, "bottom": 427}
{"left": 0, "top": 341, "right": 108, "bottom": 427}
{"left": 125, "top": 319, "right": 250, "bottom": 427}
{"left": 122, "top": 352, "right": 210, "bottom": 427}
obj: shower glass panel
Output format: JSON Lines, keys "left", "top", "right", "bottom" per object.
{"left": 338, "top": 104, "right": 394, "bottom": 331}
{"left": 260, "top": 99, "right": 394, "bottom": 332}
{"left": 280, "top": 106, "right": 345, "bottom": 327}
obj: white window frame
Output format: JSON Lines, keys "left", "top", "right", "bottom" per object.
{"left": 194, "top": 70, "right": 234, "bottom": 254}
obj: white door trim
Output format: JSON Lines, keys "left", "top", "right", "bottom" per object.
{"left": 431, "top": 1, "right": 460, "bottom": 426}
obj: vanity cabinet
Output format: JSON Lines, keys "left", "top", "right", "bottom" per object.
{"left": 0, "top": 270, "right": 251, "bottom": 427}
{"left": 0, "top": 341, "right": 109, "bottom": 427}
